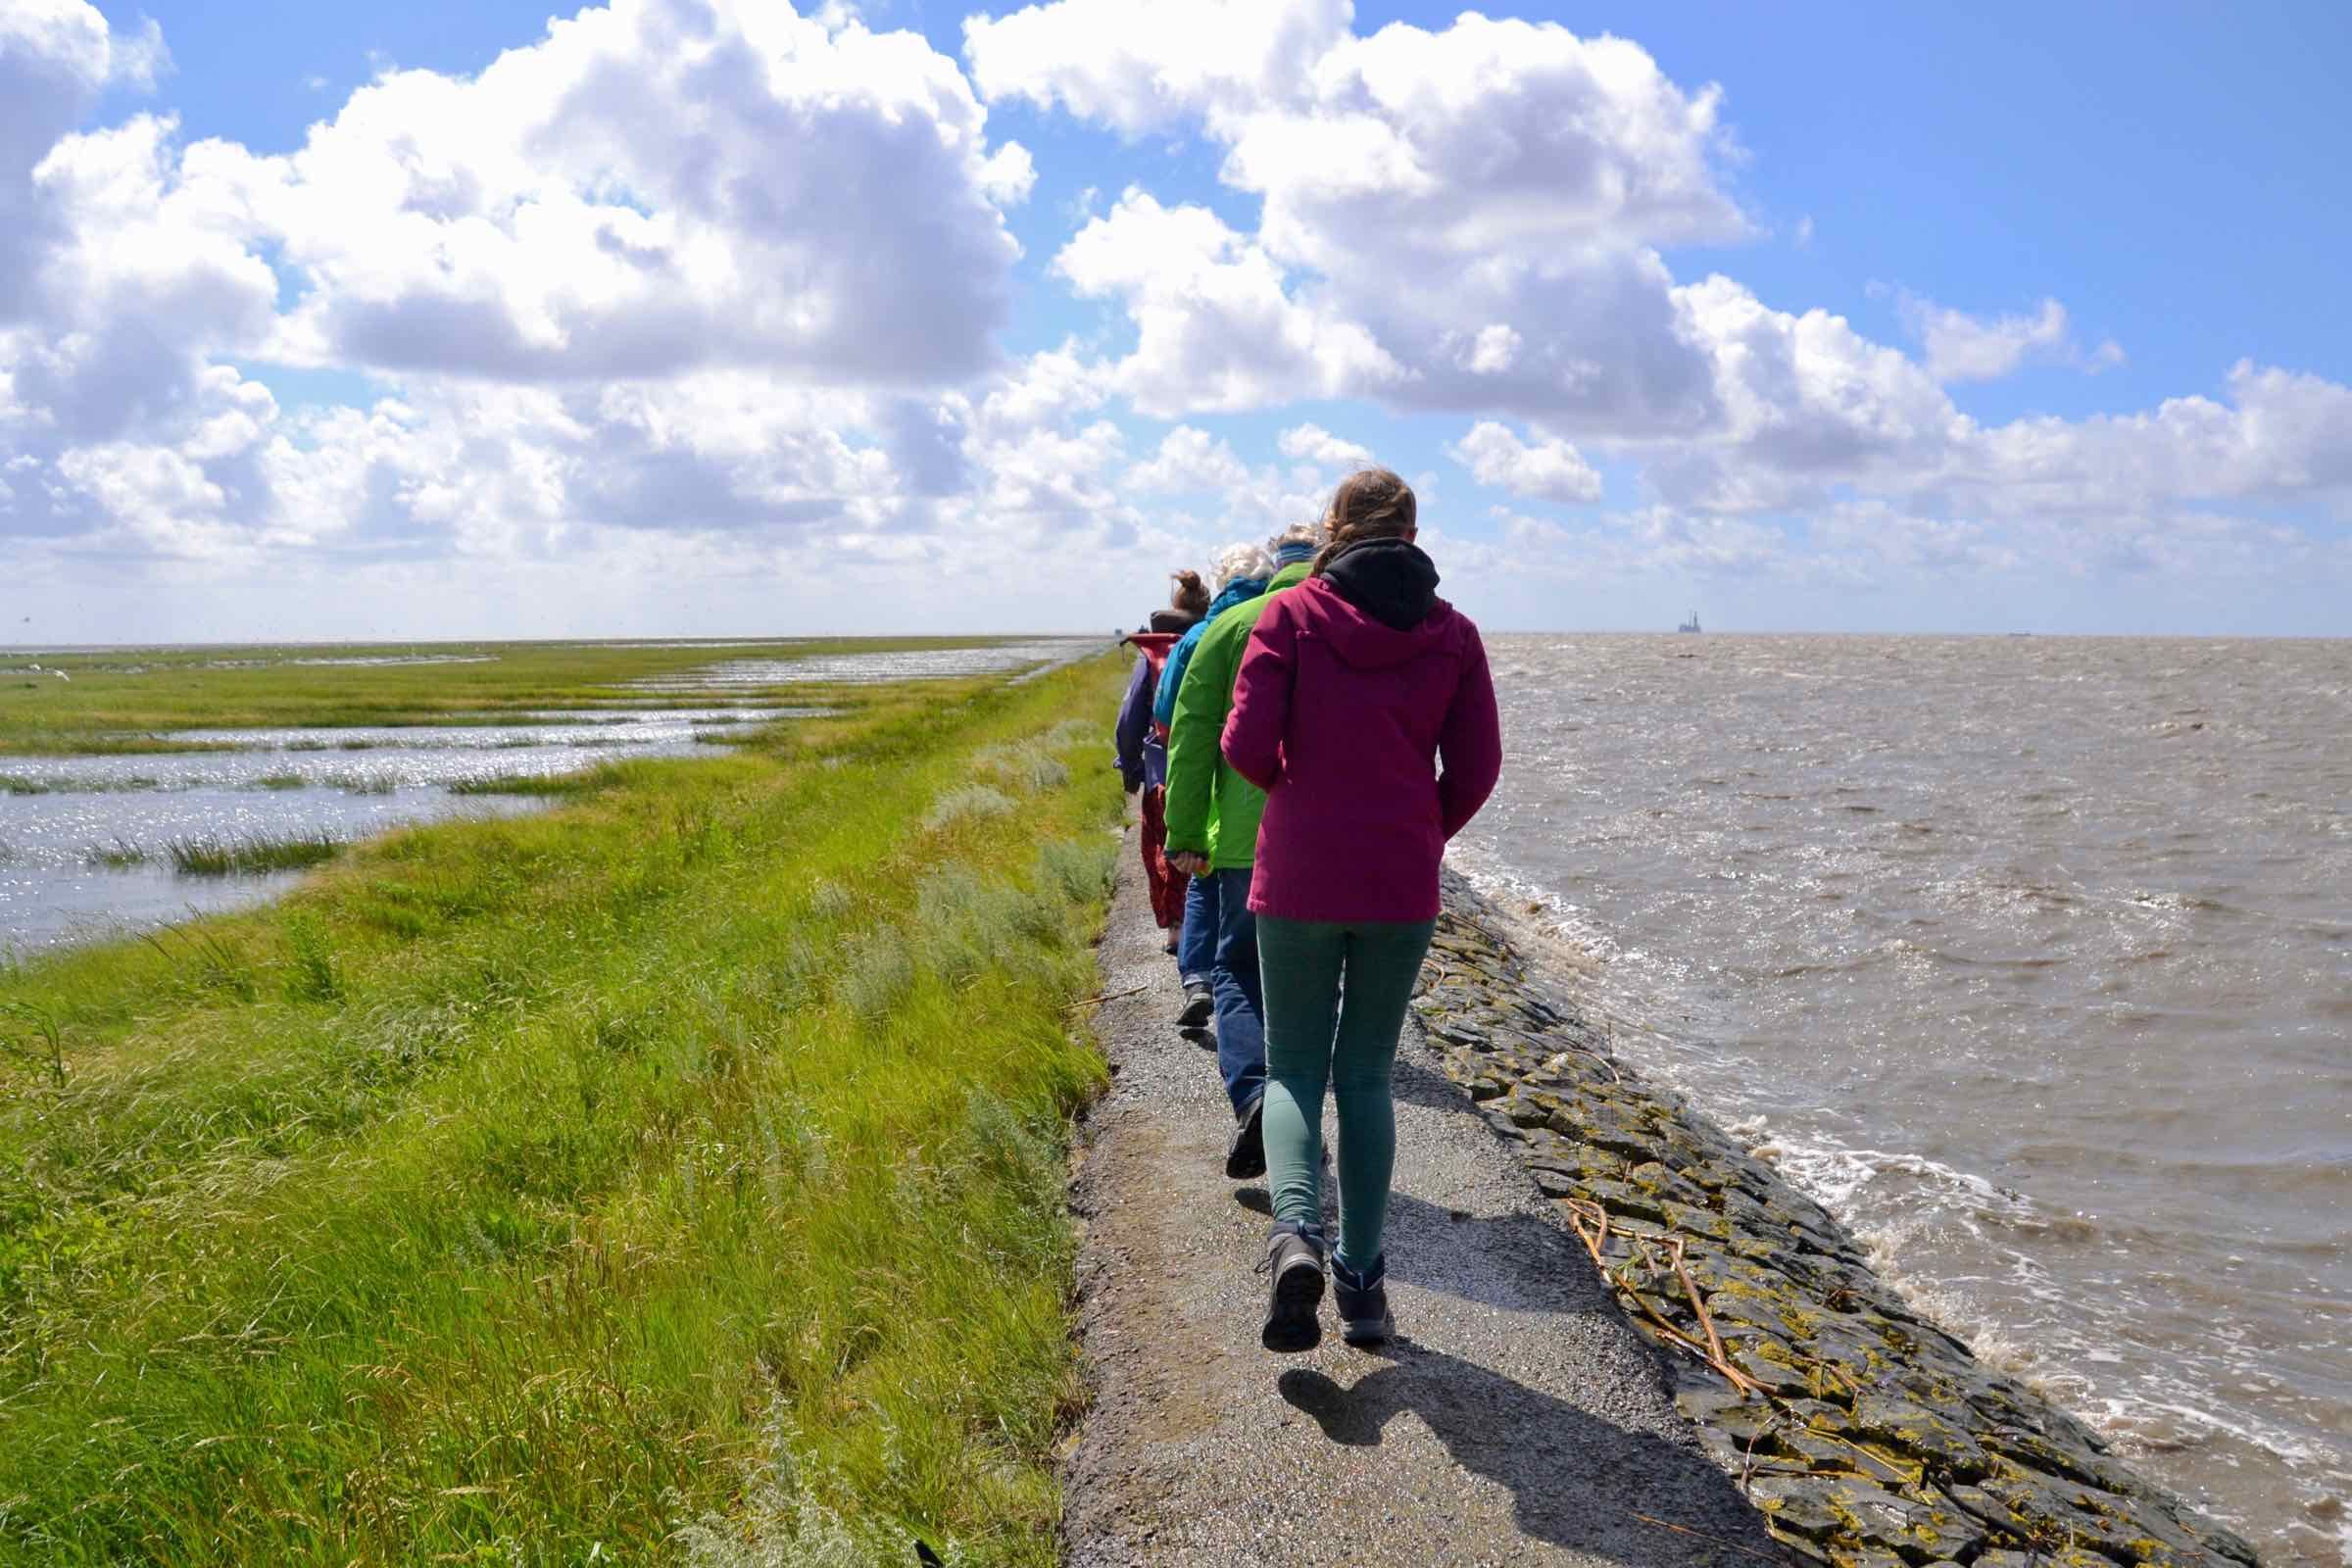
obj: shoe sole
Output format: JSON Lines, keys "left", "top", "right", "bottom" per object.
{"left": 1176, "top": 994, "right": 1213, "bottom": 1028}
{"left": 1262, "top": 1261, "right": 1324, "bottom": 1352}
{"left": 1225, "top": 1103, "right": 1265, "bottom": 1180}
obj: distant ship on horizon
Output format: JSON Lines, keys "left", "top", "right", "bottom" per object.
{"left": 1677, "top": 610, "right": 1701, "bottom": 633}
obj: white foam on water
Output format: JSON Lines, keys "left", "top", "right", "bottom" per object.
{"left": 1448, "top": 705, "right": 2352, "bottom": 1566}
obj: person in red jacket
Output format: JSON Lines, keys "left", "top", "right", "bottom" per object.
{"left": 1221, "top": 466, "right": 1502, "bottom": 1351}
{"left": 1114, "top": 569, "right": 1209, "bottom": 947}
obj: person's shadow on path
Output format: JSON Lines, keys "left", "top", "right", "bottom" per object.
{"left": 1279, "top": 1343, "right": 1789, "bottom": 1567}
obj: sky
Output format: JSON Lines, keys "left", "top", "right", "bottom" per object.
{"left": 2, "top": 0, "right": 2348, "bottom": 642}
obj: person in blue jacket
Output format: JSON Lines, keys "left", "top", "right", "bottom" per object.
{"left": 1155, "top": 541, "right": 1271, "bottom": 1023}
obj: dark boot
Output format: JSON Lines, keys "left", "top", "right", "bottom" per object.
{"left": 1332, "top": 1253, "right": 1393, "bottom": 1347}
{"left": 1259, "top": 1221, "right": 1325, "bottom": 1352}
{"left": 1224, "top": 1095, "right": 1265, "bottom": 1179}
{"left": 1176, "top": 980, "right": 1213, "bottom": 1028}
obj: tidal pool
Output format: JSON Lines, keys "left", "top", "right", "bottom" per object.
{"left": 0, "top": 707, "right": 815, "bottom": 954}
{"left": 618, "top": 638, "right": 1098, "bottom": 690}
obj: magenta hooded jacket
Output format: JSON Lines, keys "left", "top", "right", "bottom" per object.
{"left": 1220, "top": 546, "right": 1501, "bottom": 923}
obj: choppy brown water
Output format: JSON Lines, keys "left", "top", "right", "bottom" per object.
{"left": 1450, "top": 634, "right": 2350, "bottom": 1564}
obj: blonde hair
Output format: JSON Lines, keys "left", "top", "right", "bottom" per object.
{"left": 1211, "top": 540, "right": 1273, "bottom": 592}
{"left": 1312, "top": 467, "right": 1416, "bottom": 575}
{"left": 1267, "top": 521, "right": 1319, "bottom": 556}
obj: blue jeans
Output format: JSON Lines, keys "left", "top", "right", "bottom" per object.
{"left": 1211, "top": 866, "right": 1265, "bottom": 1119}
{"left": 1176, "top": 870, "right": 1219, "bottom": 987}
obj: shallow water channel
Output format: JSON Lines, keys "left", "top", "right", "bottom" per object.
{"left": 2, "top": 636, "right": 1105, "bottom": 957}
{"left": 0, "top": 707, "right": 809, "bottom": 954}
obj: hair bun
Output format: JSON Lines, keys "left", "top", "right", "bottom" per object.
{"left": 1169, "top": 566, "right": 1211, "bottom": 614}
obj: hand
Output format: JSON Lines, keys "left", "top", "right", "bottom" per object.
{"left": 1166, "top": 851, "right": 1210, "bottom": 877}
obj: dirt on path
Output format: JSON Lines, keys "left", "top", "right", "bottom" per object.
{"left": 1060, "top": 825, "right": 1790, "bottom": 1567}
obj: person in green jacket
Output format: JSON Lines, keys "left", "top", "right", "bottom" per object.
{"left": 1163, "top": 522, "right": 1320, "bottom": 1179}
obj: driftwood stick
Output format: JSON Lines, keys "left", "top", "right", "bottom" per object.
{"left": 1065, "top": 984, "right": 1152, "bottom": 1009}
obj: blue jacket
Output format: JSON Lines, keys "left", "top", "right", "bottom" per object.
{"left": 1153, "top": 577, "right": 1265, "bottom": 728}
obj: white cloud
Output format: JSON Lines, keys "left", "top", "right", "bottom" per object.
{"left": 1461, "top": 324, "right": 1522, "bottom": 375}
{"left": 964, "top": 0, "right": 1350, "bottom": 134}
{"left": 1888, "top": 291, "right": 2123, "bottom": 383}
{"left": 204, "top": 0, "right": 1028, "bottom": 385}
{"left": 1, "top": 1, "right": 167, "bottom": 318}
{"left": 1053, "top": 188, "right": 1404, "bottom": 416}
{"left": 1126, "top": 425, "right": 1250, "bottom": 493}
{"left": 1640, "top": 273, "right": 1962, "bottom": 511}
{"left": 1277, "top": 422, "right": 1373, "bottom": 466}
{"left": 0, "top": 0, "right": 1079, "bottom": 586}
{"left": 1447, "top": 420, "right": 1601, "bottom": 503}
{"left": 984, "top": 2, "right": 1740, "bottom": 431}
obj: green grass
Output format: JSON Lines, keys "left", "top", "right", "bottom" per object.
{"left": 336, "top": 770, "right": 401, "bottom": 796}
{"left": 447, "top": 770, "right": 602, "bottom": 797}
{"left": 0, "top": 652, "right": 1126, "bottom": 1566}
{"left": 80, "top": 841, "right": 149, "bottom": 869}
{"left": 0, "top": 773, "right": 163, "bottom": 795}
{"left": 163, "top": 832, "right": 343, "bottom": 876}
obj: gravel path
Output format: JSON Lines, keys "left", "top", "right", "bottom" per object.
{"left": 1061, "top": 825, "right": 1790, "bottom": 1567}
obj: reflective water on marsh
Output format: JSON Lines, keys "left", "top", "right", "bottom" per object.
{"left": 0, "top": 707, "right": 810, "bottom": 954}
{"left": 619, "top": 637, "right": 1098, "bottom": 690}
{"left": 1454, "top": 634, "right": 2351, "bottom": 1564}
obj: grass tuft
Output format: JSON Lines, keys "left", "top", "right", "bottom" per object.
{"left": 336, "top": 769, "right": 401, "bottom": 795}
{"left": 165, "top": 832, "right": 341, "bottom": 876}
{"left": 925, "top": 783, "right": 1016, "bottom": 829}
{"left": 973, "top": 740, "right": 1071, "bottom": 795}
{"left": 806, "top": 879, "right": 855, "bottom": 922}
{"left": 836, "top": 929, "right": 915, "bottom": 1018}
{"left": 81, "top": 840, "right": 150, "bottom": 869}
{"left": 255, "top": 770, "right": 309, "bottom": 790}
{"left": 280, "top": 914, "right": 344, "bottom": 1004}
{"left": 1037, "top": 838, "right": 1117, "bottom": 906}
{"left": 1, "top": 773, "right": 164, "bottom": 795}
{"left": 447, "top": 771, "right": 584, "bottom": 797}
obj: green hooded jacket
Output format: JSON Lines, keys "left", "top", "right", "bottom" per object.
{"left": 1162, "top": 560, "right": 1313, "bottom": 870}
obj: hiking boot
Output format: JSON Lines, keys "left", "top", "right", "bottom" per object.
{"left": 1259, "top": 1222, "right": 1325, "bottom": 1352}
{"left": 1225, "top": 1096, "right": 1265, "bottom": 1180}
{"left": 1332, "top": 1253, "right": 1393, "bottom": 1347}
{"left": 1176, "top": 981, "right": 1214, "bottom": 1028}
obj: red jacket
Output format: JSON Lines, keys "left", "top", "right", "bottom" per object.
{"left": 1221, "top": 543, "right": 1501, "bottom": 923}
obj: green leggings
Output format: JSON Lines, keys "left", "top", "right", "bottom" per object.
{"left": 1256, "top": 914, "right": 1437, "bottom": 1273}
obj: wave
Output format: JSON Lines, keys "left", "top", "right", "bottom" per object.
{"left": 1445, "top": 838, "right": 2352, "bottom": 1554}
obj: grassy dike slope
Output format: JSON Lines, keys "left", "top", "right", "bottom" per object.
{"left": 0, "top": 655, "right": 1126, "bottom": 1565}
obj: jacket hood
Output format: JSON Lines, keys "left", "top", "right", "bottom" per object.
{"left": 1147, "top": 608, "right": 1200, "bottom": 633}
{"left": 1321, "top": 538, "right": 1441, "bottom": 631}
{"left": 1298, "top": 543, "right": 1458, "bottom": 670}
{"left": 1203, "top": 576, "right": 1267, "bottom": 620}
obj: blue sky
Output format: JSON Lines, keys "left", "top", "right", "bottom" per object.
{"left": 5, "top": 0, "right": 2349, "bottom": 639}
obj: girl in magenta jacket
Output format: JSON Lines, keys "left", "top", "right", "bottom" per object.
{"left": 1220, "top": 466, "right": 1501, "bottom": 1351}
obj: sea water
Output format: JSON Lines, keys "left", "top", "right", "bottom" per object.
{"left": 1453, "top": 633, "right": 2350, "bottom": 1563}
